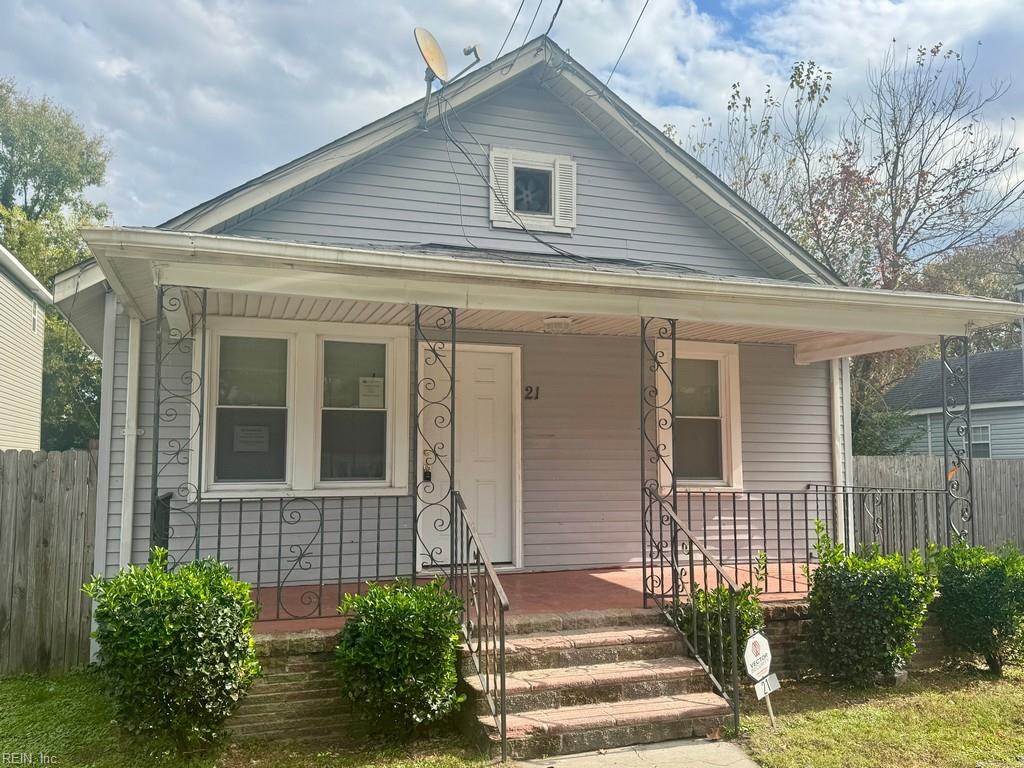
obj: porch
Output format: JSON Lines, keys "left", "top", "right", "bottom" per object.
{"left": 252, "top": 564, "right": 812, "bottom": 633}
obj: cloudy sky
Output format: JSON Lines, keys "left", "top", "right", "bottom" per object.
{"left": 3, "top": 0, "right": 1023, "bottom": 226}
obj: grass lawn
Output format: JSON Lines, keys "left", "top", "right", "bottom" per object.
{"left": 742, "top": 666, "right": 1024, "bottom": 768}
{"left": 0, "top": 670, "right": 485, "bottom": 768}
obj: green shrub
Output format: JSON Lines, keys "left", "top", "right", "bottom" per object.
{"left": 335, "top": 578, "right": 463, "bottom": 727}
{"left": 677, "top": 552, "right": 767, "bottom": 671}
{"left": 808, "top": 527, "right": 936, "bottom": 683}
{"left": 83, "top": 548, "right": 260, "bottom": 753}
{"left": 933, "top": 542, "right": 1024, "bottom": 675}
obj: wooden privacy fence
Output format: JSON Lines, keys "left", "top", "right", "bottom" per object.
{"left": 0, "top": 449, "right": 97, "bottom": 675}
{"left": 853, "top": 455, "right": 1024, "bottom": 550}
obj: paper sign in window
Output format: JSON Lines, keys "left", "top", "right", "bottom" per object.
{"left": 233, "top": 425, "right": 270, "bottom": 453}
{"left": 359, "top": 377, "right": 385, "bottom": 409}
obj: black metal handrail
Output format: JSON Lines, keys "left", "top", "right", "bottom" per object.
{"left": 644, "top": 501, "right": 741, "bottom": 732}
{"left": 451, "top": 490, "right": 509, "bottom": 761}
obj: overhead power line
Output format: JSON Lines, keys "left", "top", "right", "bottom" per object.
{"left": 544, "top": 0, "right": 565, "bottom": 37}
{"left": 495, "top": 0, "right": 527, "bottom": 59}
{"left": 606, "top": 0, "right": 652, "bottom": 85}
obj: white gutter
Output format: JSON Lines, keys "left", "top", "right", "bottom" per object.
{"left": 82, "top": 227, "right": 1024, "bottom": 334}
{"left": 118, "top": 315, "right": 142, "bottom": 568}
{"left": 0, "top": 242, "right": 52, "bottom": 306}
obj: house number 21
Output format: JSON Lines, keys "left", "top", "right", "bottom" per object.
{"left": 524, "top": 385, "right": 541, "bottom": 400}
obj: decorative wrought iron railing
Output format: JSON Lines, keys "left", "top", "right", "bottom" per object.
{"left": 642, "top": 501, "right": 741, "bottom": 733}
{"left": 674, "top": 485, "right": 951, "bottom": 597}
{"left": 150, "top": 493, "right": 416, "bottom": 621}
{"left": 450, "top": 490, "right": 509, "bottom": 761}
{"left": 809, "top": 483, "right": 950, "bottom": 556}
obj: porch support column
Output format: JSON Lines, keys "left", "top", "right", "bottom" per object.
{"left": 412, "top": 305, "right": 457, "bottom": 579}
{"left": 640, "top": 317, "right": 679, "bottom": 609}
{"left": 149, "top": 284, "right": 208, "bottom": 567}
{"left": 939, "top": 334, "right": 974, "bottom": 544}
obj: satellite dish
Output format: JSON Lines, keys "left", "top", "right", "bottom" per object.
{"left": 414, "top": 27, "right": 449, "bottom": 83}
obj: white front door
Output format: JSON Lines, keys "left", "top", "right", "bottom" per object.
{"left": 417, "top": 345, "right": 517, "bottom": 568}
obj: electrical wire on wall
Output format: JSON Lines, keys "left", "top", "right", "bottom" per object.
{"left": 435, "top": 91, "right": 591, "bottom": 264}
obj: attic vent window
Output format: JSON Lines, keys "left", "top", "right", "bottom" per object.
{"left": 490, "top": 147, "right": 576, "bottom": 234}
{"left": 514, "top": 168, "right": 552, "bottom": 214}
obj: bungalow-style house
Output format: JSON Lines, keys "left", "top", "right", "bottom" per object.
{"left": 0, "top": 242, "right": 51, "bottom": 450}
{"left": 887, "top": 347, "right": 1024, "bottom": 457}
{"left": 56, "top": 36, "right": 1023, "bottom": 757}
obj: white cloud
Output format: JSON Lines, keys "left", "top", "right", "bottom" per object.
{"left": 1, "top": 0, "right": 1021, "bottom": 225}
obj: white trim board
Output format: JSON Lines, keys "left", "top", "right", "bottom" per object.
{"left": 83, "top": 227, "right": 1024, "bottom": 346}
{"left": 905, "top": 400, "right": 1024, "bottom": 416}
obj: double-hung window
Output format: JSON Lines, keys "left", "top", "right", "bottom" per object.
{"left": 214, "top": 336, "right": 290, "bottom": 484}
{"left": 201, "top": 319, "right": 409, "bottom": 497}
{"left": 320, "top": 340, "right": 388, "bottom": 482}
{"left": 966, "top": 424, "right": 991, "bottom": 458}
{"left": 669, "top": 342, "right": 743, "bottom": 488}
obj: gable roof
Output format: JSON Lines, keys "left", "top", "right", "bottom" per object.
{"left": 160, "top": 36, "right": 841, "bottom": 286}
{"left": 885, "top": 347, "right": 1024, "bottom": 410}
{"left": 0, "top": 242, "right": 52, "bottom": 307}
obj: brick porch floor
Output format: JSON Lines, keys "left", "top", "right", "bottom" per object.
{"left": 252, "top": 564, "right": 810, "bottom": 633}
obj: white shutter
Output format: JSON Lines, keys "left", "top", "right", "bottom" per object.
{"left": 489, "top": 148, "right": 514, "bottom": 226}
{"left": 553, "top": 156, "right": 577, "bottom": 229}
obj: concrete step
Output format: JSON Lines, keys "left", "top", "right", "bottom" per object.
{"left": 463, "top": 624, "right": 685, "bottom": 674}
{"left": 477, "top": 692, "right": 731, "bottom": 759}
{"left": 464, "top": 657, "right": 710, "bottom": 714}
{"left": 504, "top": 608, "right": 665, "bottom": 636}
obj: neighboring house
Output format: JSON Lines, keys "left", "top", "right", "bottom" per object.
{"left": 0, "top": 243, "right": 51, "bottom": 450}
{"left": 886, "top": 347, "right": 1024, "bottom": 457}
{"left": 53, "top": 36, "right": 1023, "bottom": 754}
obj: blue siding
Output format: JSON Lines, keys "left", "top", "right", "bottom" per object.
{"left": 902, "top": 407, "right": 1024, "bottom": 459}
{"left": 222, "top": 81, "right": 771, "bottom": 279}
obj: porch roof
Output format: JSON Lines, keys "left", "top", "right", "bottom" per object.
{"left": 68, "top": 226, "right": 1024, "bottom": 364}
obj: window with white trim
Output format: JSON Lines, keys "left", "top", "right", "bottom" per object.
{"left": 489, "top": 147, "right": 576, "bottom": 233}
{"left": 965, "top": 424, "right": 991, "bottom": 458}
{"left": 670, "top": 342, "right": 743, "bottom": 488}
{"left": 319, "top": 340, "right": 388, "bottom": 481}
{"left": 201, "top": 319, "right": 410, "bottom": 497}
{"left": 214, "top": 335, "right": 290, "bottom": 483}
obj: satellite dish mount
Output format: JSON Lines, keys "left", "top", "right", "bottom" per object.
{"left": 414, "top": 27, "right": 481, "bottom": 128}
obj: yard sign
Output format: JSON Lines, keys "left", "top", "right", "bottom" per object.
{"left": 744, "top": 631, "right": 779, "bottom": 729}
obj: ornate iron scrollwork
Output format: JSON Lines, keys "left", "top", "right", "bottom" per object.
{"left": 640, "top": 317, "right": 681, "bottom": 606}
{"left": 413, "top": 305, "right": 457, "bottom": 573}
{"left": 940, "top": 334, "right": 974, "bottom": 543}
{"left": 150, "top": 285, "right": 208, "bottom": 569}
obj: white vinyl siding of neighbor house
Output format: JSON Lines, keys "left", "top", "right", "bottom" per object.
{"left": 903, "top": 407, "right": 1024, "bottom": 459}
{"left": 219, "top": 82, "right": 774, "bottom": 279}
{"left": 102, "top": 312, "right": 835, "bottom": 575}
{"left": 0, "top": 270, "right": 45, "bottom": 450}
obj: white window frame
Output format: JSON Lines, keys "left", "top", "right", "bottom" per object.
{"left": 490, "top": 147, "right": 575, "bottom": 234}
{"left": 658, "top": 341, "right": 744, "bottom": 491}
{"left": 315, "top": 334, "right": 396, "bottom": 491}
{"left": 193, "top": 317, "right": 410, "bottom": 498}
{"left": 964, "top": 423, "right": 991, "bottom": 459}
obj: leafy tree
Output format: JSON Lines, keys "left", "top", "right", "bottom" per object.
{"left": 666, "top": 42, "right": 1024, "bottom": 453}
{"left": 0, "top": 204, "right": 105, "bottom": 450}
{"left": 0, "top": 79, "right": 109, "bottom": 450}
{"left": 0, "top": 78, "right": 108, "bottom": 219}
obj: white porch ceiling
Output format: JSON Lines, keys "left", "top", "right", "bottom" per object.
{"left": 203, "top": 289, "right": 854, "bottom": 348}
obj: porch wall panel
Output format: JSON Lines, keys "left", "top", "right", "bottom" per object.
{"left": 220, "top": 82, "right": 774, "bottom": 279}
{"left": 123, "top": 318, "right": 417, "bottom": 586}
{"left": 107, "top": 322, "right": 836, "bottom": 581}
{"left": 459, "top": 332, "right": 835, "bottom": 570}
